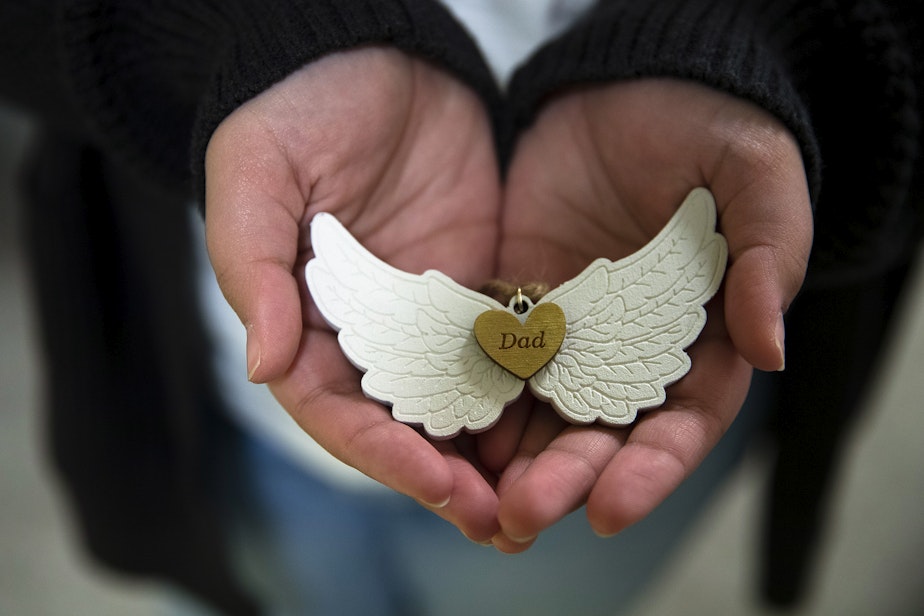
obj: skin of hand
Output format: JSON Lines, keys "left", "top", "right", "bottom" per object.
{"left": 485, "top": 78, "right": 814, "bottom": 552}
{"left": 204, "top": 47, "right": 505, "bottom": 542}
{"left": 205, "top": 46, "right": 813, "bottom": 551}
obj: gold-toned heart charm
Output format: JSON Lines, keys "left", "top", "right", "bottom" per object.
{"left": 473, "top": 302, "right": 566, "bottom": 379}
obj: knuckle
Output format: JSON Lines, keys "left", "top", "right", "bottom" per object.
{"left": 722, "top": 121, "right": 799, "bottom": 175}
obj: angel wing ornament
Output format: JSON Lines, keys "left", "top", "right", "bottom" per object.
{"left": 305, "top": 188, "right": 727, "bottom": 439}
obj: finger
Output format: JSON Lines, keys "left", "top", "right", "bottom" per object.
{"left": 585, "top": 317, "right": 752, "bottom": 536}
{"left": 492, "top": 407, "right": 621, "bottom": 553}
{"left": 494, "top": 403, "right": 568, "bottom": 498}
{"left": 271, "top": 330, "right": 500, "bottom": 540}
{"left": 205, "top": 120, "right": 307, "bottom": 383}
{"left": 424, "top": 438, "right": 501, "bottom": 543}
{"left": 712, "top": 124, "right": 814, "bottom": 372}
{"left": 475, "top": 394, "right": 535, "bottom": 475}
{"left": 270, "top": 329, "right": 454, "bottom": 503}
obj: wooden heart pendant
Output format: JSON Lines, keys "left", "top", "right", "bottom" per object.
{"left": 473, "top": 302, "right": 566, "bottom": 379}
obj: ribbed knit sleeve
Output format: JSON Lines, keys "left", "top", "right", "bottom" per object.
{"left": 509, "top": 0, "right": 921, "bottom": 285}
{"left": 507, "top": 0, "right": 822, "bottom": 201}
{"left": 58, "top": 0, "right": 500, "bottom": 199}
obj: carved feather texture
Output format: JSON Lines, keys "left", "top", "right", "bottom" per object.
{"left": 306, "top": 214, "right": 524, "bottom": 438}
{"left": 305, "top": 187, "right": 727, "bottom": 437}
{"left": 531, "top": 187, "right": 727, "bottom": 424}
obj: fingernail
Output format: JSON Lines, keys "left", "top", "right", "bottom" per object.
{"left": 774, "top": 313, "right": 786, "bottom": 372}
{"left": 246, "top": 324, "right": 261, "bottom": 381}
{"left": 417, "top": 495, "right": 450, "bottom": 509}
{"left": 505, "top": 533, "right": 536, "bottom": 544}
{"left": 593, "top": 528, "right": 616, "bottom": 539}
{"left": 463, "top": 533, "right": 494, "bottom": 547}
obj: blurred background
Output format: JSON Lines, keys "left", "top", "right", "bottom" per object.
{"left": 2, "top": 103, "right": 923, "bottom": 615}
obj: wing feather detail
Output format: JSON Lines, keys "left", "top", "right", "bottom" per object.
{"left": 305, "top": 214, "right": 524, "bottom": 438}
{"left": 531, "top": 188, "right": 728, "bottom": 425}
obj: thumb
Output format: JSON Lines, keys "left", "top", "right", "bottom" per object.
{"left": 717, "top": 170, "right": 813, "bottom": 372}
{"left": 204, "top": 123, "right": 306, "bottom": 383}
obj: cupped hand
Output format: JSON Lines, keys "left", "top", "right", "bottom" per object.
{"left": 204, "top": 47, "right": 504, "bottom": 542}
{"left": 488, "top": 78, "right": 813, "bottom": 551}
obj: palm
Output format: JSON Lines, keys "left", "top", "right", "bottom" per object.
{"left": 206, "top": 55, "right": 813, "bottom": 548}
{"left": 490, "top": 79, "right": 812, "bottom": 549}
{"left": 205, "top": 48, "right": 504, "bottom": 540}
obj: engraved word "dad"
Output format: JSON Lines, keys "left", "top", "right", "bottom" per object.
{"left": 473, "top": 303, "right": 566, "bottom": 379}
{"left": 499, "top": 331, "right": 548, "bottom": 350}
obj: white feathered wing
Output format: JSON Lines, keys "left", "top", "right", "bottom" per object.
{"left": 305, "top": 214, "right": 524, "bottom": 439}
{"left": 529, "top": 188, "right": 728, "bottom": 425}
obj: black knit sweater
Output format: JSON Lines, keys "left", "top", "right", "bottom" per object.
{"left": 2, "top": 1, "right": 921, "bottom": 613}
{"left": 4, "top": 0, "right": 919, "bottom": 281}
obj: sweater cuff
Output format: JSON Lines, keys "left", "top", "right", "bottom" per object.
{"left": 60, "top": 0, "right": 500, "bottom": 199}
{"left": 508, "top": 0, "right": 822, "bottom": 204}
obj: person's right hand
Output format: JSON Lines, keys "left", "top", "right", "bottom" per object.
{"left": 486, "top": 78, "right": 814, "bottom": 550}
{"left": 204, "top": 47, "right": 504, "bottom": 542}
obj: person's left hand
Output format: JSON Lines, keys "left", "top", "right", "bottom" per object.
{"left": 481, "top": 78, "right": 813, "bottom": 551}
{"left": 205, "top": 48, "right": 505, "bottom": 542}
